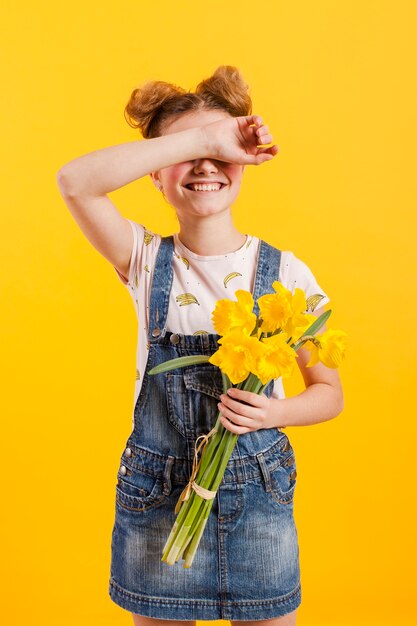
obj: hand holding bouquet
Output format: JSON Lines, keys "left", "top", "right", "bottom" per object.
{"left": 149, "top": 282, "right": 347, "bottom": 567}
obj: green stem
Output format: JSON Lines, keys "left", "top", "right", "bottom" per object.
{"left": 162, "top": 414, "right": 229, "bottom": 562}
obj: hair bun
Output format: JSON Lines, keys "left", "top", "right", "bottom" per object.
{"left": 124, "top": 80, "right": 187, "bottom": 137}
{"left": 195, "top": 65, "right": 252, "bottom": 117}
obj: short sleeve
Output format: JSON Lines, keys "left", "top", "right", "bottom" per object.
{"left": 280, "top": 251, "right": 330, "bottom": 311}
{"left": 113, "top": 219, "right": 145, "bottom": 287}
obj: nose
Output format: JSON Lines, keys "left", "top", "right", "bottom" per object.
{"left": 193, "top": 158, "right": 219, "bottom": 174}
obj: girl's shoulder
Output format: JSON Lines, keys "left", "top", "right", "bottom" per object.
{"left": 128, "top": 219, "right": 162, "bottom": 247}
{"left": 279, "top": 250, "right": 331, "bottom": 307}
{"left": 113, "top": 219, "right": 162, "bottom": 287}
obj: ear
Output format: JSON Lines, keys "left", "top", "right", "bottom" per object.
{"left": 150, "top": 172, "right": 161, "bottom": 190}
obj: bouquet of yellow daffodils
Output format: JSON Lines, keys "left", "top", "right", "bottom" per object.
{"left": 149, "top": 282, "right": 347, "bottom": 568}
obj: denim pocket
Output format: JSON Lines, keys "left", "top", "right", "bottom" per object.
{"left": 116, "top": 466, "right": 166, "bottom": 512}
{"left": 166, "top": 363, "right": 224, "bottom": 439}
{"left": 265, "top": 435, "right": 298, "bottom": 505}
{"left": 269, "top": 454, "right": 297, "bottom": 505}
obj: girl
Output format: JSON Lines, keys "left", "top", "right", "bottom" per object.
{"left": 57, "top": 65, "right": 344, "bottom": 626}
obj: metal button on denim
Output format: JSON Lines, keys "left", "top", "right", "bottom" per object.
{"left": 290, "top": 469, "right": 297, "bottom": 480}
{"left": 170, "top": 333, "right": 180, "bottom": 344}
{"left": 119, "top": 465, "right": 127, "bottom": 475}
{"left": 152, "top": 327, "right": 161, "bottom": 337}
{"left": 124, "top": 447, "right": 132, "bottom": 457}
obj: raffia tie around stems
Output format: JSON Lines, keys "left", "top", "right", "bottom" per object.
{"left": 174, "top": 425, "right": 219, "bottom": 514}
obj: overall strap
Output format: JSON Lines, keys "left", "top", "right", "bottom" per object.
{"left": 252, "top": 240, "right": 282, "bottom": 316}
{"left": 148, "top": 236, "right": 174, "bottom": 341}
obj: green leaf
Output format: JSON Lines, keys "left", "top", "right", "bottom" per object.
{"left": 148, "top": 355, "right": 211, "bottom": 375}
{"left": 290, "top": 309, "right": 332, "bottom": 350}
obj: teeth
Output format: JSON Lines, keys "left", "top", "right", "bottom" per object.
{"left": 190, "top": 183, "right": 222, "bottom": 191}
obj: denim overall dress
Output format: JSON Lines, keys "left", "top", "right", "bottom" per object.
{"left": 109, "top": 236, "right": 302, "bottom": 621}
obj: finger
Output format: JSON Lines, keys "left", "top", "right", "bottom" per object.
{"left": 241, "top": 145, "right": 279, "bottom": 165}
{"left": 254, "top": 147, "right": 279, "bottom": 163}
{"left": 258, "top": 145, "right": 279, "bottom": 156}
{"left": 219, "top": 395, "right": 258, "bottom": 418}
{"left": 222, "top": 418, "right": 252, "bottom": 434}
{"left": 220, "top": 414, "right": 251, "bottom": 435}
{"left": 247, "top": 114, "right": 263, "bottom": 127}
{"left": 218, "top": 403, "right": 253, "bottom": 425}
{"left": 256, "top": 134, "right": 273, "bottom": 146}
{"left": 226, "top": 388, "right": 264, "bottom": 406}
{"left": 255, "top": 125, "right": 269, "bottom": 137}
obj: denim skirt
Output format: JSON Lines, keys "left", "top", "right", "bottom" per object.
{"left": 108, "top": 431, "right": 301, "bottom": 621}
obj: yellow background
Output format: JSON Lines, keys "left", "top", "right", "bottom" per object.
{"left": 1, "top": 1, "right": 416, "bottom": 625}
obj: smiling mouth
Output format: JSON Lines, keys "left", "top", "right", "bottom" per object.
{"left": 183, "top": 183, "right": 227, "bottom": 192}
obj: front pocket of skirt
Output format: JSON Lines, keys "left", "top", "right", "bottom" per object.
{"left": 116, "top": 467, "right": 166, "bottom": 511}
{"left": 268, "top": 452, "right": 298, "bottom": 505}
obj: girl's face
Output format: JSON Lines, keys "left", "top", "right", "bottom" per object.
{"left": 150, "top": 109, "right": 245, "bottom": 219}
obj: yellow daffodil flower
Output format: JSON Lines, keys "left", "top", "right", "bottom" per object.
{"left": 282, "top": 288, "right": 310, "bottom": 339}
{"left": 211, "top": 290, "right": 257, "bottom": 336}
{"left": 208, "top": 329, "right": 263, "bottom": 384}
{"left": 258, "top": 281, "right": 292, "bottom": 333}
{"left": 254, "top": 332, "right": 298, "bottom": 384}
{"left": 302, "top": 329, "right": 348, "bottom": 368}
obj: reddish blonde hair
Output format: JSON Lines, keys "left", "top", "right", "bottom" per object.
{"left": 124, "top": 65, "right": 253, "bottom": 138}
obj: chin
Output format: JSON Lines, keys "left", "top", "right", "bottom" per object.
{"left": 187, "top": 205, "right": 230, "bottom": 217}
{"left": 174, "top": 200, "right": 230, "bottom": 217}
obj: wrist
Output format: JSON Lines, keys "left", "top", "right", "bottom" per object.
{"left": 199, "top": 124, "right": 218, "bottom": 159}
{"left": 268, "top": 398, "right": 287, "bottom": 429}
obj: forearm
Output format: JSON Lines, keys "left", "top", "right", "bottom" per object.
{"left": 271, "top": 383, "right": 344, "bottom": 428}
{"left": 56, "top": 126, "right": 208, "bottom": 196}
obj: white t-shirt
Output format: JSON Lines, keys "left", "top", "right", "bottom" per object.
{"left": 114, "top": 219, "right": 330, "bottom": 424}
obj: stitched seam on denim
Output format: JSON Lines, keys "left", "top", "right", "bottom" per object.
{"left": 153, "top": 336, "right": 220, "bottom": 344}
{"left": 184, "top": 368, "right": 223, "bottom": 395}
{"left": 115, "top": 494, "right": 166, "bottom": 512}
{"left": 148, "top": 236, "right": 173, "bottom": 341}
{"left": 116, "top": 485, "right": 158, "bottom": 503}
{"left": 218, "top": 485, "right": 244, "bottom": 522}
{"left": 184, "top": 380, "right": 223, "bottom": 398}
{"left": 125, "top": 429, "right": 289, "bottom": 479}
{"left": 125, "top": 441, "right": 188, "bottom": 463}
{"left": 270, "top": 489, "right": 295, "bottom": 505}
{"left": 117, "top": 476, "right": 151, "bottom": 497}
{"left": 165, "top": 373, "right": 187, "bottom": 438}
{"left": 117, "top": 458, "right": 163, "bottom": 480}
{"left": 252, "top": 239, "right": 265, "bottom": 316}
{"left": 133, "top": 344, "right": 157, "bottom": 426}
{"left": 115, "top": 480, "right": 165, "bottom": 509}
{"left": 258, "top": 434, "right": 289, "bottom": 462}
{"left": 218, "top": 515, "right": 228, "bottom": 606}
{"left": 110, "top": 577, "right": 301, "bottom": 606}
{"left": 270, "top": 467, "right": 296, "bottom": 504}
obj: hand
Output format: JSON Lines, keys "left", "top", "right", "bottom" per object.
{"left": 217, "top": 387, "right": 278, "bottom": 434}
{"left": 201, "top": 115, "right": 279, "bottom": 166}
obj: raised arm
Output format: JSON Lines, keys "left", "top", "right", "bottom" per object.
{"left": 56, "top": 126, "right": 207, "bottom": 278}
{"left": 56, "top": 114, "right": 276, "bottom": 278}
